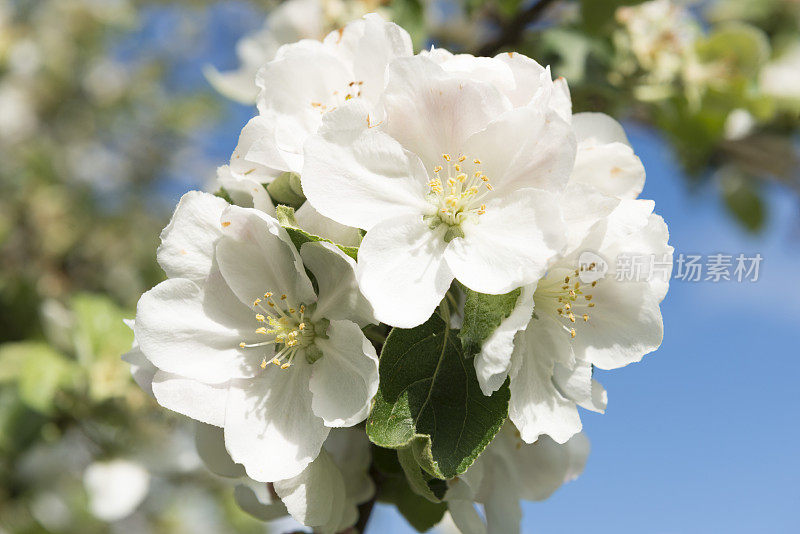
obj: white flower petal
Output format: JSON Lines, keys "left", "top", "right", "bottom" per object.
{"left": 256, "top": 45, "right": 352, "bottom": 168}
{"left": 381, "top": 55, "right": 511, "bottom": 167}
{"left": 302, "top": 100, "right": 431, "bottom": 231}
{"left": 356, "top": 214, "right": 453, "bottom": 328}
{"left": 509, "top": 317, "right": 582, "bottom": 444}
{"left": 559, "top": 182, "right": 620, "bottom": 253}
{"left": 310, "top": 320, "right": 378, "bottom": 427}
{"left": 274, "top": 449, "right": 346, "bottom": 531}
{"left": 229, "top": 115, "right": 284, "bottom": 183}
{"left": 233, "top": 483, "right": 289, "bottom": 521}
{"left": 572, "top": 112, "right": 631, "bottom": 146}
{"left": 323, "top": 428, "right": 375, "bottom": 507}
{"left": 462, "top": 106, "right": 575, "bottom": 195}
{"left": 216, "top": 205, "right": 316, "bottom": 307}
{"left": 571, "top": 140, "right": 645, "bottom": 200}
{"left": 571, "top": 279, "right": 664, "bottom": 370}
{"left": 121, "top": 327, "right": 156, "bottom": 398}
{"left": 514, "top": 433, "right": 589, "bottom": 501}
{"left": 216, "top": 166, "right": 275, "bottom": 215}
{"left": 194, "top": 422, "right": 246, "bottom": 478}
{"left": 224, "top": 365, "right": 329, "bottom": 482}
{"left": 134, "top": 276, "right": 260, "bottom": 384}
{"left": 474, "top": 284, "right": 535, "bottom": 396}
{"left": 294, "top": 202, "right": 361, "bottom": 247}
{"left": 483, "top": 477, "right": 523, "bottom": 534}
{"left": 324, "top": 14, "right": 413, "bottom": 104}
{"left": 151, "top": 371, "right": 229, "bottom": 427}
{"left": 299, "top": 241, "right": 374, "bottom": 326}
{"left": 444, "top": 189, "right": 566, "bottom": 295}
{"left": 448, "top": 500, "right": 488, "bottom": 534}
{"left": 156, "top": 191, "right": 227, "bottom": 282}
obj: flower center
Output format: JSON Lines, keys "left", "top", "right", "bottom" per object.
{"left": 426, "top": 153, "right": 493, "bottom": 239}
{"left": 534, "top": 263, "right": 600, "bottom": 339}
{"left": 238, "top": 291, "right": 318, "bottom": 370}
{"left": 310, "top": 80, "right": 364, "bottom": 114}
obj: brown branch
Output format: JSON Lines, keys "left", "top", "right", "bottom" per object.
{"left": 475, "top": 0, "right": 561, "bottom": 57}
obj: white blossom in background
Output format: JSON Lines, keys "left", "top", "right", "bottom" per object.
{"left": 83, "top": 459, "right": 150, "bottom": 522}
{"left": 205, "top": 0, "right": 388, "bottom": 104}
{"left": 446, "top": 424, "right": 589, "bottom": 534}
{"left": 205, "top": 0, "right": 324, "bottom": 103}
{"left": 133, "top": 192, "right": 378, "bottom": 482}
{"left": 251, "top": 13, "right": 412, "bottom": 176}
{"left": 759, "top": 42, "right": 800, "bottom": 103}
{"left": 615, "top": 0, "right": 699, "bottom": 88}
{"left": 303, "top": 53, "right": 576, "bottom": 327}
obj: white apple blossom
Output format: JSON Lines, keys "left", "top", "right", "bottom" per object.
{"left": 132, "top": 191, "right": 378, "bottom": 482}
{"left": 759, "top": 42, "right": 800, "bottom": 103}
{"left": 204, "top": 0, "right": 325, "bottom": 104}
{"left": 251, "top": 13, "right": 412, "bottom": 176}
{"left": 302, "top": 54, "right": 576, "bottom": 327}
{"left": 446, "top": 424, "right": 589, "bottom": 534}
{"left": 476, "top": 194, "right": 671, "bottom": 444}
{"left": 195, "top": 423, "right": 374, "bottom": 534}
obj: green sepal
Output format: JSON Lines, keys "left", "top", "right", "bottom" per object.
{"left": 275, "top": 205, "right": 359, "bottom": 261}
{"left": 266, "top": 172, "right": 306, "bottom": 210}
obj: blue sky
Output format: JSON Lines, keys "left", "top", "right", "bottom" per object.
{"left": 138, "top": 3, "right": 800, "bottom": 532}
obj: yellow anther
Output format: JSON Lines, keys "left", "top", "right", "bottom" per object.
{"left": 280, "top": 363, "right": 291, "bottom": 370}
{"left": 239, "top": 342, "right": 246, "bottom": 348}
{"left": 473, "top": 158, "right": 481, "bottom": 164}
{"left": 458, "top": 155, "right": 466, "bottom": 162}
{"left": 585, "top": 295, "right": 592, "bottom": 301}
{"left": 256, "top": 314, "right": 265, "bottom": 322}
{"left": 253, "top": 298, "right": 261, "bottom": 306}
{"left": 565, "top": 276, "right": 570, "bottom": 283}
{"left": 588, "top": 303, "right": 596, "bottom": 308}
{"left": 570, "top": 328, "right": 576, "bottom": 338}
{"left": 454, "top": 164, "right": 461, "bottom": 172}
{"left": 256, "top": 327, "right": 268, "bottom": 335}
{"left": 260, "top": 359, "right": 268, "bottom": 369}
{"left": 434, "top": 166, "right": 442, "bottom": 173}
{"left": 442, "top": 153, "right": 451, "bottom": 161}
{"left": 568, "top": 313, "right": 576, "bottom": 323}
{"left": 280, "top": 294, "right": 287, "bottom": 300}
{"left": 298, "top": 323, "right": 306, "bottom": 330}
{"left": 583, "top": 314, "right": 589, "bottom": 322}
{"left": 264, "top": 292, "right": 273, "bottom": 298}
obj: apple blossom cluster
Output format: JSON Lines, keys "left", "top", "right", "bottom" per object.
{"left": 125, "top": 13, "right": 672, "bottom": 534}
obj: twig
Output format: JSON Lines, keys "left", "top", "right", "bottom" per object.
{"left": 475, "top": 0, "right": 561, "bottom": 57}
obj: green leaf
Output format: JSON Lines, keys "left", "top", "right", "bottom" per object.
{"left": 459, "top": 287, "right": 520, "bottom": 357}
{"left": 266, "top": 172, "right": 306, "bottom": 210}
{"left": 397, "top": 447, "right": 447, "bottom": 502}
{"left": 366, "top": 314, "right": 510, "bottom": 480}
{"left": 719, "top": 168, "right": 766, "bottom": 233}
{"left": 378, "top": 475, "right": 448, "bottom": 533}
{"left": 0, "top": 342, "right": 78, "bottom": 414}
{"left": 275, "top": 205, "right": 359, "bottom": 261}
